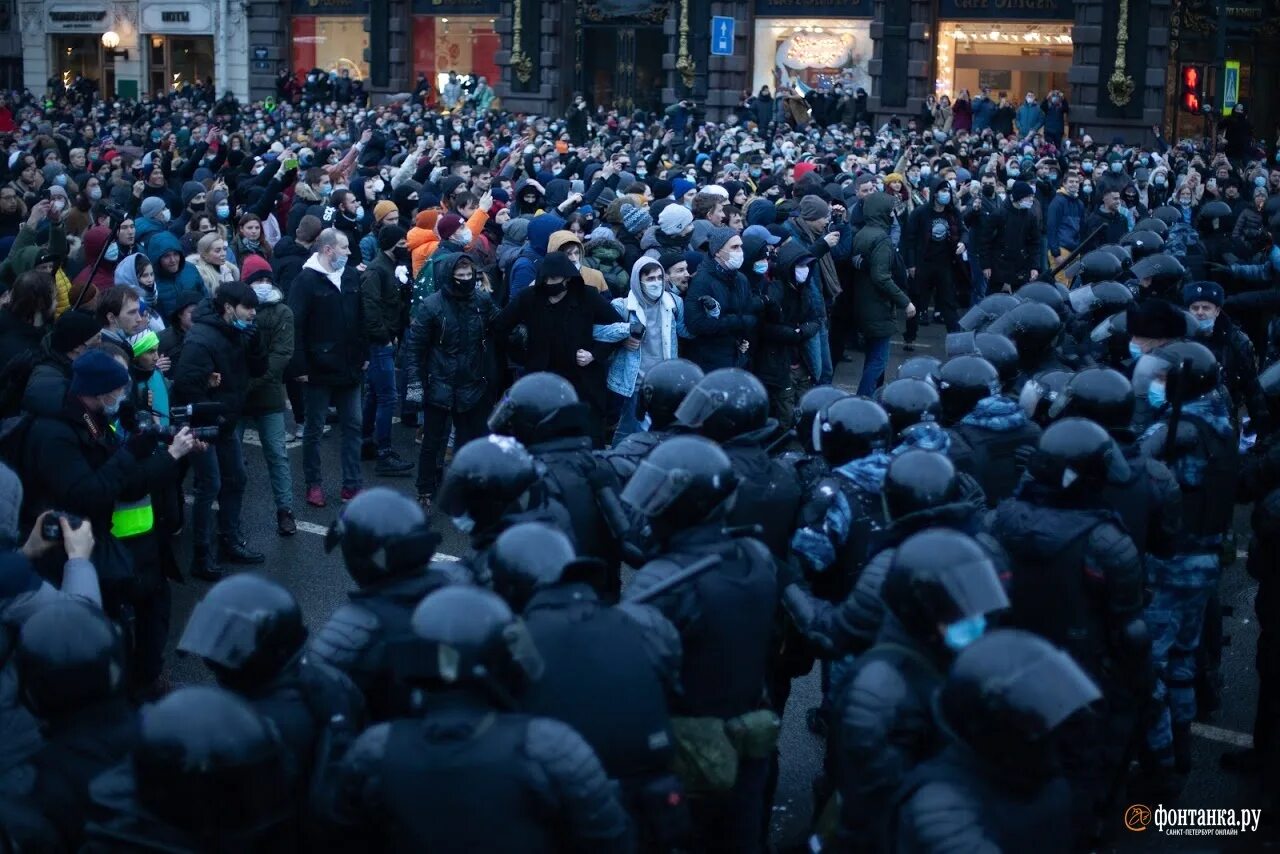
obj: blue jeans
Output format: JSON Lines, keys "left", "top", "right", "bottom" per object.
{"left": 362, "top": 344, "right": 397, "bottom": 452}
{"left": 856, "top": 336, "right": 891, "bottom": 397}
{"left": 190, "top": 427, "right": 247, "bottom": 561}
{"left": 303, "top": 383, "right": 363, "bottom": 490}
{"left": 237, "top": 412, "right": 292, "bottom": 512}
{"left": 803, "top": 325, "right": 834, "bottom": 386}
{"left": 969, "top": 253, "right": 988, "bottom": 306}
{"left": 611, "top": 389, "right": 646, "bottom": 443}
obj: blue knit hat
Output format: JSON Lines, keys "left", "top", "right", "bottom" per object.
{"left": 70, "top": 350, "right": 130, "bottom": 396}
{"left": 620, "top": 203, "right": 653, "bottom": 236}
{"left": 672, "top": 178, "right": 696, "bottom": 200}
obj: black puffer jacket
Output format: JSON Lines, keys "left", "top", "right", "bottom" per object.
{"left": 170, "top": 299, "right": 267, "bottom": 421}
{"left": 754, "top": 241, "right": 820, "bottom": 386}
{"left": 288, "top": 259, "right": 368, "bottom": 386}
{"left": 21, "top": 344, "right": 73, "bottom": 417}
{"left": 270, "top": 236, "right": 312, "bottom": 297}
{"left": 403, "top": 253, "right": 499, "bottom": 413}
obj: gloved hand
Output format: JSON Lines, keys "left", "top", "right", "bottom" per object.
{"left": 698, "top": 295, "right": 720, "bottom": 312}
{"left": 1206, "top": 261, "right": 1232, "bottom": 275}
{"left": 405, "top": 382, "right": 424, "bottom": 404}
{"left": 124, "top": 429, "right": 160, "bottom": 460}
{"left": 798, "top": 321, "right": 820, "bottom": 339}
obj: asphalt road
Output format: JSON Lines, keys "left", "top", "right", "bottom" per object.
{"left": 159, "top": 317, "right": 1269, "bottom": 851}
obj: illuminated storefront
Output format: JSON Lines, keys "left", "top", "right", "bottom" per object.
{"left": 291, "top": 0, "right": 369, "bottom": 78}
{"left": 751, "top": 0, "right": 871, "bottom": 95}
{"left": 410, "top": 0, "right": 500, "bottom": 93}
{"left": 934, "top": 21, "right": 1072, "bottom": 102}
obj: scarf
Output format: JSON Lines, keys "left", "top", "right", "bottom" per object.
{"left": 791, "top": 215, "right": 841, "bottom": 300}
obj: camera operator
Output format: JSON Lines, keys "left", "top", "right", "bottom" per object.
{"left": 171, "top": 281, "right": 267, "bottom": 580}
{"left": 20, "top": 349, "right": 201, "bottom": 694}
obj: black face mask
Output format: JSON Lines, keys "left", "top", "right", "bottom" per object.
{"left": 539, "top": 279, "right": 567, "bottom": 297}
{"left": 448, "top": 275, "right": 475, "bottom": 296}
{"left": 394, "top": 247, "right": 412, "bottom": 266}
{"left": 981, "top": 184, "right": 995, "bottom": 198}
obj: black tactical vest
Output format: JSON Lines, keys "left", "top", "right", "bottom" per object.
{"left": 949, "top": 422, "right": 1039, "bottom": 507}
{"left": 1178, "top": 413, "right": 1240, "bottom": 541}
{"left": 347, "top": 572, "right": 445, "bottom": 721}
{"left": 724, "top": 443, "right": 802, "bottom": 558}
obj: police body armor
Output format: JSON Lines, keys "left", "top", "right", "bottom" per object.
{"left": 381, "top": 712, "right": 560, "bottom": 853}
{"left": 948, "top": 422, "right": 1038, "bottom": 507}
{"left": 1098, "top": 444, "right": 1157, "bottom": 552}
{"left": 1176, "top": 413, "right": 1240, "bottom": 542}
{"left": 993, "top": 502, "right": 1116, "bottom": 674}
{"left": 810, "top": 475, "right": 888, "bottom": 603}
{"left": 722, "top": 440, "right": 802, "bottom": 558}
{"left": 892, "top": 747, "right": 1073, "bottom": 854}
{"left": 520, "top": 588, "right": 674, "bottom": 781}
{"left": 529, "top": 437, "right": 623, "bottom": 566}
{"left": 249, "top": 659, "right": 362, "bottom": 782}
{"left": 599, "top": 430, "right": 667, "bottom": 481}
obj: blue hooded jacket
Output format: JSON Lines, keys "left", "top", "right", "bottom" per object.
{"left": 509, "top": 213, "right": 566, "bottom": 298}
{"left": 146, "top": 231, "right": 206, "bottom": 318}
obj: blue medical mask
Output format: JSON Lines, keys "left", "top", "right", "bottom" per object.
{"left": 1128, "top": 341, "right": 1143, "bottom": 360}
{"left": 331, "top": 254, "right": 348, "bottom": 271}
{"left": 942, "top": 613, "right": 987, "bottom": 652}
{"left": 232, "top": 317, "right": 255, "bottom": 332}
{"left": 1197, "top": 315, "right": 1215, "bottom": 332}
{"left": 1256, "top": 176, "right": 1267, "bottom": 188}
{"left": 752, "top": 259, "right": 769, "bottom": 274}
{"left": 1082, "top": 161, "right": 1094, "bottom": 173}
{"left": 216, "top": 204, "right": 230, "bottom": 219}
{"left": 1111, "top": 161, "right": 1124, "bottom": 174}
{"left": 1147, "top": 379, "right": 1167, "bottom": 409}
{"left": 936, "top": 191, "right": 951, "bottom": 206}
{"left": 101, "top": 394, "right": 122, "bottom": 417}
{"left": 452, "top": 513, "right": 476, "bottom": 534}
{"left": 104, "top": 242, "right": 120, "bottom": 262}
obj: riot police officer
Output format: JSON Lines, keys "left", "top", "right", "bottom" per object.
{"left": 1065, "top": 248, "right": 1124, "bottom": 287}
{"left": 436, "top": 434, "right": 573, "bottom": 584}
{"left": 832, "top": 529, "right": 1009, "bottom": 851}
{"left": 319, "top": 586, "right": 634, "bottom": 851}
{"left": 987, "top": 301, "right": 1074, "bottom": 384}
{"left": 878, "top": 378, "right": 942, "bottom": 438}
{"left": 778, "top": 385, "right": 852, "bottom": 493}
{"left": 311, "top": 487, "right": 468, "bottom": 721}
{"left": 15, "top": 600, "right": 135, "bottom": 850}
{"left": 1131, "top": 252, "right": 1187, "bottom": 303}
{"left": 1133, "top": 341, "right": 1239, "bottom": 781}
{"left": 957, "top": 292, "right": 1021, "bottom": 334}
{"left": 892, "top": 630, "right": 1102, "bottom": 853}
{"left": 897, "top": 355, "right": 943, "bottom": 385}
{"left": 491, "top": 522, "right": 688, "bottom": 849}
{"left": 84, "top": 686, "right": 296, "bottom": 850}
{"left": 178, "top": 574, "right": 365, "bottom": 787}
{"left": 601, "top": 358, "right": 704, "bottom": 480}
{"left": 673, "top": 368, "right": 801, "bottom": 558}
{"left": 621, "top": 436, "right": 779, "bottom": 854}
{"left": 489, "top": 372, "right": 627, "bottom": 581}
{"left": 939, "top": 355, "right": 1042, "bottom": 506}
{"left": 1183, "top": 280, "right": 1269, "bottom": 430}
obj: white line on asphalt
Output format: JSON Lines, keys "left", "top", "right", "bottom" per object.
{"left": 294, "top": 519, "right": 330, "bottom": 536}
{"left": 1191, "top": 722, "right": 1253, "bottom": 749}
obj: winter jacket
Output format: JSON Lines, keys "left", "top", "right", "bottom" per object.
{"left": 1041, "top": 96, "right": 1069, "bottom": 134}
{"left": 547, "top": 231, "right": 608, "bottom": 293}
{"left": 988, "top": 202, "right": 1042, "bottom": 284}
{"left": 851, "top": 193, "right": 911, "bottom": 340}
{"left": 595, "top": 259, "right": 687, "bottom": 397}
{"left": 146, "top": 231, "right": 206, "bottom": 319}
{"left": 188, "top": 253, "right": 238, "bottom": 298}
{"left": 0, "top": 309, "right": 46, "bottom": 372}
{"left": 269, "top": 236, "right": 311, "bottom": 297}
{"left": 755, "top": 242, "right": 822, "bottom": 386}
{"left": 403, "top": 253, "right": 499, "bottom": 413}
{"left": 951, "top": 98, "right": 973, "bottom": 132}
{"left": 970, "top": 96, "right": 997, "bottom": 132}
{"left": 496, "top": 219, "right": 530, "bottom": 289}
{"left": 288, "top": 255, "right": 369, "bottom": 386}
{"left": 585, "top": 236, "right": 629, "bottom": 297}
{"left": 170, "top": 299, "right": 267, "bottom": 422}
{"left": 1016, "top": 102, "right": 1044, "bottom": 136}
{"left": 682, "top": 259, "right": 760, "bottom": 372}
{"left": 71, "top": 227, "right": 117, "bottom": 294}
{"left": 509, "top": 213, "right": 566, "bottom": 299}
{"left": 21, "top": 344, "right": 73, "bottom": 417}
{"left": 1045, "top": 190, "right": 1086, "bottom": 254}
{"left": 360, "top": 250, "right": 406, "bottom": 346}
{"left": 242, "top": 286, "right": 294, "bottom": 415}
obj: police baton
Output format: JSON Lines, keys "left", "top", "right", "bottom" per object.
{"left": 629, "top": 554, "right": 723, "bottom": 605}
{"left": 1161, "top": 358, "right": 1192, "bottom": 464}
{"left": 1037, "top": 223, "right": 1106, "bottom": 284}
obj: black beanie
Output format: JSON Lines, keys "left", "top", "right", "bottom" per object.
{"left": 51, "top": 309, "right": 105, "bottom": 355}
{"left": 378, "top": 224, "right": 408, "bottom": 252}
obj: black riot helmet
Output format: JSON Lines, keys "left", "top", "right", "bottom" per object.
{"left": 1017, "top": 370, "right": 1073, "bottom": 427}
{"left": 1133, "top": 216, "right": 1170, "bottom": 239}
{"left": 880, "top": 530, "right": 1010, "bottom": 643}
{"left": 1259, "top": 361, "right": 1280, "bottom": 409}
{"left": 897, "top": 355, "right": 943, "bottom": 386}
{"left": 1097, "top": 243, "right": 1133, "bottom": 270}
{"left": 938, "top": 355, "right": 1001, "bottom": 423}
{"left": 1151, "top": 205, "right": 1183, "bottom": 228}
{"left": 1047, "top": 368, "right": 1135, "bottom": 433}
{"left": 177, "top": 574, "right": 307, "bottom": 692}
{"left": 987, "top": 302, "right": 1061, "bottom": 360}
{"left": 490, "top": 522, "right": 584, "bottom": 610}
{"left": 1197, "top": 199, "right": 1233, "bottom": 235}
{"left": 621, "top": 435, "right": 738, "bottom": 527}
{"left": 1068, "top": 281, "right": 1134, "bottom": 323}
{"left": 1014, "top": 281, "right": 1068, "bottom": 319}
{"left": 134, "top": 687, "right": 292, "bottom": 835}
{"left": 408, "top": 586, "right": 544, "bottom": 705}
{"left": 673, "top": 368, "right": 770, "bottom": 440}
{"left": 324, "top": 487, "right": 440, "bottom": 586}
{"left": 16, "top": 599, "right": 124, "bottom": 719}
{"left": 1131, "top": 252, "right": 1186, "bottom": 297}
{"left": 1118, "top": 229, "right": 1164, "bottom": 262}
{"left": 882, "top": 450, "right": 961, "bottom": 522}
{"left": 797, "top": 386, "right": 852, "bottom": 451}
{"left": 436, "top": 435, "right": 540, "bottom": 531}
{"left": 1066, "top": 249, "right": 1123, "bottom": 285}
{"left": 813, "top": 397, "right": 893, "bottom": 466}
{"left": 487, "top": 372, "right": 584, "bottom": 443}
{"left": 1027, "top": 417, "right": 1131, "bottom": 490}
{"left": 958, "top": 293, "right": 1021, "bottom": 332}
{"left": 974, "top": 332, "right": 1019, "bottom": 385}
{"left": 635, "top": 358, "right": 703, "bottom": 429}
{"left": 1132, "top": 340, "right": 1221, "bottom": 402}
{"left": 878, "top": 378, "right": 941, "bottom": 436}
{"left": 937, "top": 629, "right": 1101, "bottom": 775}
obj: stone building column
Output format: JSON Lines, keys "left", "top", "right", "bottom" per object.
{"left": 1069, "top": 0, "right": 1170, "bottom": 145}
{"left": 867, "top": 0, "right": 931, "bottom": 122}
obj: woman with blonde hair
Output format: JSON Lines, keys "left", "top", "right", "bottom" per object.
{"left": 188, "top": 232, "right": 239, "bottom": 297}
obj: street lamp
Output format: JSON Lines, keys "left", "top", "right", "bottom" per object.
{"left": 102, "top": 30, "right": 130, "bottom": 60}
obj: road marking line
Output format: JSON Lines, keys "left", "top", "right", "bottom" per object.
{"left": 1190, "top": 722, "right": 1253, "bottom": 749}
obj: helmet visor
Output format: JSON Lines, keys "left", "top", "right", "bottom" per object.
{"left": 1260, "top": 362, "right": 1280, "bottom": 400}
{"left": 1018, "top": 378, "right": 1047, "bottom": 419}
{"left": 486, "top": 393, "right": 518, "bottom": 434}
{"left": 177, "top": 605, "right": 261, "bottom": 670}
{"left": 1131, "top": 351, "right": 1177, "bottom": 399}
{"left": 945, "top": 331, "right": 978, "bottom": 358}
{"left": 620, "top": 459, "right": 690, "bottom": 516}
{"left": 672, "top": 384, "right": 727, "bottom": 429}
{"left": 941, "top": 557, "right": 1011, "bottom": 621}
{"left": 1089, "top": 311, "right": 1127, "bottom": 344}
{"left": 1068, "top": 285, "right": 1098, "bottom": 316}
{"left": 995, "top": 645, "right": 1102, "bottom": 731}
{"left": 958, "top": 304, "right": 994, "bottom": 332}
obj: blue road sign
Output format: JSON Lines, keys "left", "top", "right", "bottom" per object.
{"left": 712, "top": 16, "right": 734, "bottom": 56}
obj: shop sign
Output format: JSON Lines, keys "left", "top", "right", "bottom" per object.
{"left": 46, "top": 4, "right": 107, "bottom": 31}
{"left": 140, "top": 2, "right": 213, "bottom": 32}
{"left": 937, "top": 0, "right": 1074, "bottom": 20}
{"left": 291, "top": 0, "right": 370, "bottom": 14}
{"left": 753, "top": 0, "right": 870, "bottom": 18}
{"left": 410, "top": 0, "right": 501, "bottom": 14}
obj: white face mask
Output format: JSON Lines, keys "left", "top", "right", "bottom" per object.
{"left": 455, "top": 226, "right": 472, "bottom": 244}
{"left": 641, "top": 277, "right": 664, "bottom": 299}
{"left": 723, "top": 250, "right": 744, "bottom": 270}
{"left": 794, "top": 266, "right": 810, "bottom": 283}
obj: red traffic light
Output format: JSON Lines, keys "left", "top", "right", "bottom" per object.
{"left": 1180, "top": 64, "right": 1203, "bottom": 113}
